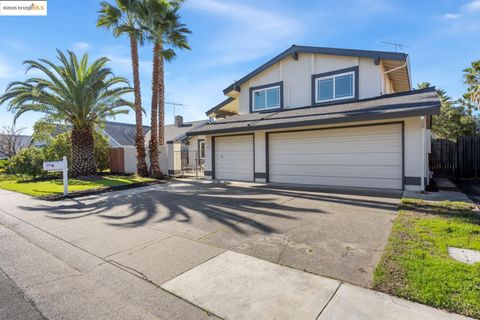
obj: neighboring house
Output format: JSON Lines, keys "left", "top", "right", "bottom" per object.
{"left": 188, "top": 45, "right": 441, "bottom": 191}
{"left": 0, "top": 134, "right": 32, "bottom": 159}
{"left": 105, "top": 117, "right": 208, "bottom": 174}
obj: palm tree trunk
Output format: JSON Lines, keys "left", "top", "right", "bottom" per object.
{"left": 149, "top": 41, "right": 161, "bottom": 178}
{"left": 130, "top": 35, "right": 148, "bottom": 177}
{"left": 71, "top": 125, "right": 96, "bottom": 177}
{"left": 158, "top": 43, "right": 165, "bottom": 147}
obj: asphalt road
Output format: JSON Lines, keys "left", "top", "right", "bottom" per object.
{"left": 0, "top": 270, "right": 44, "bottom": 320}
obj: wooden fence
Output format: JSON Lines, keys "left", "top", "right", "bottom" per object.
{"left": 430, "top": 137, "right": 480, "bottom": 178}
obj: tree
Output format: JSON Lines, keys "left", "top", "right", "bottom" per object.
{"left": 0, "top": 50, "right": 133, "bottom": 176}
{"left": 417, "top": 82, "right": 479, "bottom": 140}
{"left": 463, "top": 60, "right": 480, "bottom": 111}
{"left": 0, "top": 124, "right": 28, "bottom": 158}
{"left": 97, "top": 0, "right": 149, "bottom": 177}
{"left": 137, "top": 0, "right": 190, "bottom": 177}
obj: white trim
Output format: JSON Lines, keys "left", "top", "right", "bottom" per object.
{"left": 252, "top": 85, "right": 281, "bottom": 111}
{"left": 315, "top": 71, "right": 355, "bottom": 103}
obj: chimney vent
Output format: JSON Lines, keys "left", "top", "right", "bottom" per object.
{"left": 175, "top": 115, "right": 183, "bottom": 127}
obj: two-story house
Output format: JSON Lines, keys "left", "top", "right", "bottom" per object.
{"left": 188, "top": 45, "right": 440, "bottom": 191}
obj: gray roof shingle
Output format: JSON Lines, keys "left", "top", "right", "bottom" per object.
{"left": 189, "top": 88, "right": 440, "bottom": 136}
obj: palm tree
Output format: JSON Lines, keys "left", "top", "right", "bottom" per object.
{"left": 464, "top": 60, "right": 480, "bottom": 111}
{"left": 0, "top": 50, "right": 133, "bottom": 176}
{"left": 138, "top": 0, "right": 190, "bottom": 177}
{"left": 97, "top": 0, "right": 149, "bottom": 177}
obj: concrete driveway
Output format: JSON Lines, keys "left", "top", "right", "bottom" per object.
{"left": 13, "top": 179, "right": 400, "bottom": 287}
{"left": 2, "top": 181, "right": 473, "bottom": 320}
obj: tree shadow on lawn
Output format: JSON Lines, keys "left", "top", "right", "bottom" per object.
{"left": 19, "top": 181, "right": 400, "bottom": 235}
{"left": 400, "top": 199, "right": 480, "bottom": 224}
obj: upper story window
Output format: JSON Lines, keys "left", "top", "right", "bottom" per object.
{"left": 250, "top": 82, "right": 283, "bottom": 112}
{"left": 313, "top": 67, "right": 358, "bottom": 105}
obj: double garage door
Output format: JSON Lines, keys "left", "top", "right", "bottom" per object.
{"left": 214, "top": 124, "right": 403, "bottom": 189}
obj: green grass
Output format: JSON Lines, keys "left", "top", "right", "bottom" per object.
{"left": 373, "top": 199, "right": 480, "bottom": 318}
{"left": 0, "top": 175, "right": 154, "bottom": 196}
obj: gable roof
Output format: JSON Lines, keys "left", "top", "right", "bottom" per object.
{"left": 189, "top": 87, "right": 439, "bottom": 136}
{"left": 103, "top": 121, "right": 150, "bottom": 147}
{"left": 223, "top": 45, "right": 408, "bottom": 95}
{"left": 205, "top": 97, "right": 236, "bottom": 117}
{"left": 165, "top": 119, "right": 209, "bottom": 142}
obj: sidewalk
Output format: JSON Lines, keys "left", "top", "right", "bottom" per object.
{"left": 0, "top": 187, "right": 474, "bottom": 320}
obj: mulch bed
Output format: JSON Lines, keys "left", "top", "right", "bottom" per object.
{"left": 36, "top": 180, "right": 164, "bottom": 201}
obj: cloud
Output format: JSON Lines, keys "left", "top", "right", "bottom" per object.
{"left": 442, "top": 13, "right": 461, "bottom": 19}
{"left": 72, "top": 41, "right": 93, "bottom": 52}
{"left": 465, "top": 0, "right": 480, "bottom": 12}
{"left": 186, "top": 0, "right": 304, "bottom": 66}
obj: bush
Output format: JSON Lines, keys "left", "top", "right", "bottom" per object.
{"left": 94, "top": 131, "right": 110, "bottom": 171}
{"left": 0, "top": 159, "right": 9, "bottom": 174}
{"left": 8, "top": 147, "right": 46, "bottom": 177}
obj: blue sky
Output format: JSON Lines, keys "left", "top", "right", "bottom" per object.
{"left": 0, "top": 0, "right": 479, "bottom": 134}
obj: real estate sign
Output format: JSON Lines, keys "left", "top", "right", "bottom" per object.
{"left": 43, "top": 156, "right": 68, "bottom": 196}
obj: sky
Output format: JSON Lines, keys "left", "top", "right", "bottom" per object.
{"left": 0, "top": 0, "right": 479, "bottom": 134}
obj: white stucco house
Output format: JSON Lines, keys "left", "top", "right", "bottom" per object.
{"left": 188, "top": 45, "right": 440, "bottom": 191}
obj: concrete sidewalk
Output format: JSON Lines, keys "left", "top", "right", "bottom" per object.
{"left": 0, "top": 186, "right": 474, "bottom": 320}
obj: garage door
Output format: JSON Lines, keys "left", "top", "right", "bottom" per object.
{"left": 214, "top": 135, "right": 254, "bottom": 181}
{"left": 268, "top": 124, "right": 403, "bottom": 189}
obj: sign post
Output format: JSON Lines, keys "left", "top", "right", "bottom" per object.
{"left": 43, "top": 156, "right": 68, "bottom": 196}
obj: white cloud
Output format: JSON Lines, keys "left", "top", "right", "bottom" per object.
{"left": 72, "top": 41, "right": 93, "bottom": 52}
{"left": 465, "top": 0, "right": 480, "bottom": 12}
{"left": 442, "top": 13, "right": 461, "bottom": 19}
{"left": 186, "top": 0, "right": 304, "bottom": 66}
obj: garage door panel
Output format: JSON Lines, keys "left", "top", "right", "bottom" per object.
{"left": 214, "top": 135, "right": 254, "bottom": 181}
{"left": 269, "top": 153, "right": 402, "bottom": 166}
{"left": 270, "top": 175, "right": 400, "bottom": 189}
{"left": 268, "top": 124, "right": 402, "bottom": 189}
{"left": 269, "top": 165, "right": 402, "bottom": 179}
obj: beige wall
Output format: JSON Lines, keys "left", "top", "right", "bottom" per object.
{"left": 203, "top": 116, "right": 429, "bottom": 190}
{"left": 238, "top": 53, "right": 384, "bottom": 114}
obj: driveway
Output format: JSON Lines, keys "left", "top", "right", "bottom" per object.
{"left": 11, "top": 179, "right": 400, "bottom": 287}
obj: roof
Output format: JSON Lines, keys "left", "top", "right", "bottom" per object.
{"left": 189, "top": 87, "right": 440, "bottom": 136}
{"left": 165, "top": 120, "right": 209, "bottom": 142}
{"left": 103, "top": 121, "right": 151, "bottom": 147}
{"left": 224, "top": 45, "right": 408, "bottom": 94}
{"left": 205, "top": 97, "right": 235, "bottom": 116}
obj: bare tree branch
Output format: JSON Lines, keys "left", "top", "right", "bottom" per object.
{"left": 0, "top": 124, "right": 28, "bottom": 158}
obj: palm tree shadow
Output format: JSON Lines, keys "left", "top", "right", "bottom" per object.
{"left": 19, "top": 181, "right": 399, "bottom": 235}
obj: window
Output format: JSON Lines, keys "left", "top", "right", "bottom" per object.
{"left": 315, "top": 71, "right": 355, "bottom": 103}
{"left": 252, "top": 85, "right": 281, "bottom": 111}
{"left": 199, "top": 140, "right": 205, "bottom": 159}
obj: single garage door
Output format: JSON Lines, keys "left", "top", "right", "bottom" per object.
{"left": 214, "top": 135, "right": 254, "bottom": 181}
{"left": 268, "top": 124, "right": 403, "bottom": 189}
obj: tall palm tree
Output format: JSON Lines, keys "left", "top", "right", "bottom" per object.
{"left": 97, "top": 0, "right": 149, "bottom": 177}
{"left": 464, "top": 60, "right": 480, "bottom": 111}
{"left": 0, "top": 50, "right": 133, "bottom": 176}
{"left": 138, "top": 0, "right": 190, "bottom": 177}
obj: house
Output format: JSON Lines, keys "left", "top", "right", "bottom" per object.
{"left": 188, "top": 45, "right": 441, "bottom": 191}
{"left": 105, "top": 117, "right": 208, "bottom": 174}
{"left": 0, "top": 134, "right": 32, "bottom": 159}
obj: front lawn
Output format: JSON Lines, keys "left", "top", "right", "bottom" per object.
{"left": 373, "top": 199, "right": 480, "bottom": 318}
{"left": 0, "top": 175, "right": 154, "bottom": 196}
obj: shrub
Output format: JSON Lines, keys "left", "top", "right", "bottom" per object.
{"left": 0, "top": 159, "right": 9, "bottom": 174}
{"left": 8, "top": 147, "right": 46, "bottom": 177}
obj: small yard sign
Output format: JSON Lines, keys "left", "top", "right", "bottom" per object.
{"left": 43, "top": 156, "right": 68, "bottom": 195}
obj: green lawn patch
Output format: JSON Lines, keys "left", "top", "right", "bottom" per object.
{"left": 0, "top": 175, "right": 154, "bottom": 196}
{"left": 373, "top": 198, "right": 480, "bottom": 318}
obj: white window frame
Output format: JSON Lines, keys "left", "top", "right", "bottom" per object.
{"left": 251, "top": 85, "right": 281, "bottom": 111}
{"left": 315, "top": 71, "right": 355, "bottom": 104}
